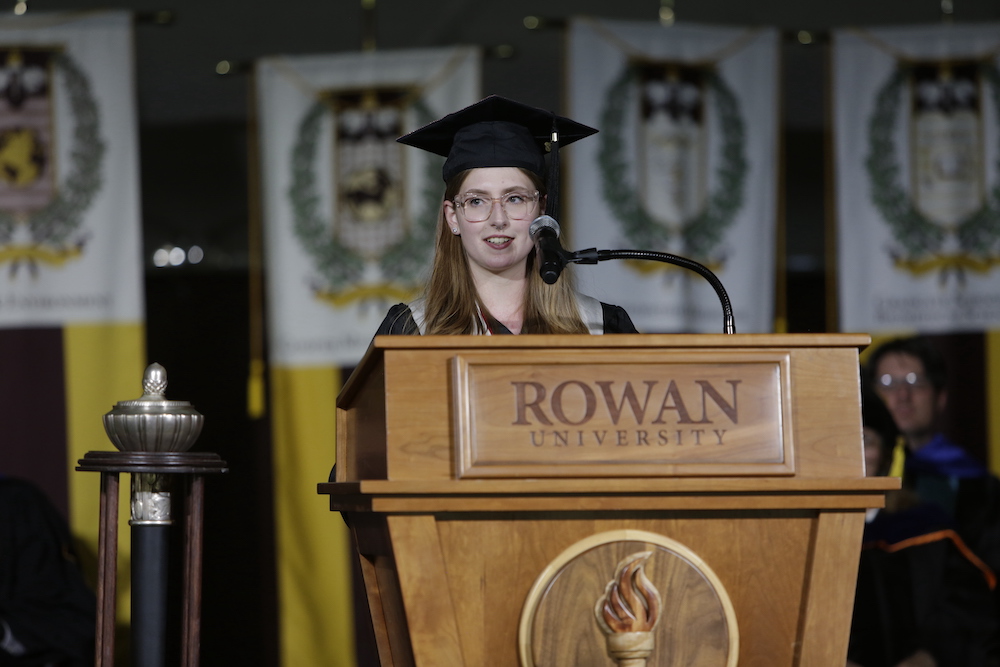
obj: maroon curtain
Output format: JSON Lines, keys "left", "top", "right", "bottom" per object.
{"left": 0, "top": 327, "right": 69, "bottom": 517}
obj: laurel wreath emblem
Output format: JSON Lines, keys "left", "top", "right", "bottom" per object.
{"left": 0, "top": 51, "right": 105, "bottom": 267}
{"left": 288, "top": 97, "right": 441, "bottom": 297}
{"left": 865, "top": 61, "right": 1000, "bottom": 274}
{"left": 598, "top": 64, "right": 747, "bottom": 261}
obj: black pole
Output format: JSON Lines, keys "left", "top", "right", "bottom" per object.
{"left": 132, "top": 524, "right": 169, "bottom": 667}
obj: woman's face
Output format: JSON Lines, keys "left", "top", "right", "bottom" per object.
{"left": 444, "top": 167, "right": 542, "bottom": 281}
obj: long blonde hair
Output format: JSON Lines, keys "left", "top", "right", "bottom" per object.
{"left": 422, "top": 168, "right": 589, "bottom": 335}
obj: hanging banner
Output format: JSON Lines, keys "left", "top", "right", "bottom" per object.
{"left": 257, "top": 47, "right": 479, "bottom": 366}
{"left": 0, "top": 11, "right": 142, "bottom": 327}
{"left": 255, "top": 47, "right": 480, "bottom": 667}
{"left": 834, "top": 24, "right": 1000, "bottom": 333}
{"left": 567, "top": 19, "right": 779, "bottom": 333}
{"left": 0, "top": 9, "right": 145, "bottom": 639}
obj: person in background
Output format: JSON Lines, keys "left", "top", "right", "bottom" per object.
{"left": 865, "top": 336, "right": 1000, "bottom": 579}
{"left": 0, "top": 475, "right": 95, "bottom": 667}
{"left": 375, "top": 95, "right": 637, "bottom": 336}
{"left": 848, "top": 386, "right": 1000, "bottom": 667}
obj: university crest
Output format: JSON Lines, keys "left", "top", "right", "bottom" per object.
{"left": 288, "top": 89, "right": 441, "bottom": 306}
{"left": 0, "top": 46, "right": 104, "bottom": 277}
{"left": 598, "top": 60, "right": 747, "bottom": 271}
{"left": 866, "top": 59, "right": 1000, "bottom": 282}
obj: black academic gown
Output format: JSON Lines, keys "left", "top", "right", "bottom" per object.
{"left": 375, "top": 301, "right": 638, "bottom": 336}
{"left": 848, "top": 500, "right": 1000, "bottom": 667}
{"left": 0, "top": 477, "right": 96, "bottom": 667}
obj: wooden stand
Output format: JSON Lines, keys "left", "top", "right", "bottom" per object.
{"left": 320, "top": 334, "right": 897, "bottom": 667}
{"left": 77, "top": 451, "right": 228, "bottom": 667}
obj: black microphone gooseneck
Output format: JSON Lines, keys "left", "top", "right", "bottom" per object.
{"left": 571, "top": 247, "right": 736, "bottom": 334}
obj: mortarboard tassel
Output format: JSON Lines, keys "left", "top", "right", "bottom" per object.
{"left": 546, "top": 122, "right": 560, "bottom": 221}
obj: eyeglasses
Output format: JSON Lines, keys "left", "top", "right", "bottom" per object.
{"left": 453, "top": 190, "right": 539, "bottom": 222}
{"left": 877, "top": 372, "right": 932, "bottom": 392}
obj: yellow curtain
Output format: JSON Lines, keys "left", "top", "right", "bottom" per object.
{"left": 987, "top": 331, "right": 1000, "bottom": 477}
{"left": 64, "top": 322, "right": 146, "bottom": 625}
{"left": 271, "top": 365, "right": 356, "bottom": 666}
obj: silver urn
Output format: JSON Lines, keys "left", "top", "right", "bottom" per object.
{"left": 103, "top": 362, "right": 203, "bottom": 453}
{"left": 103, "top": 362, "right": 204, "bottom": 524}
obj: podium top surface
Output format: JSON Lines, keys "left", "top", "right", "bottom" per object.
{"left": 369, "top": 332, "right": 871, "bottom": 350}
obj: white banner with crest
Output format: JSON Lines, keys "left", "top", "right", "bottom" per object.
{"left": 0, "top": 11, "right": 142, "bottom": 327}
{"left": 257, "top": 47, "right": 479, "bottom": 366}
{"left": 834, "top": 24, "right": 1000, "bottom": 333}
{"left": 567, "top": 19, "right": 779, "bottom": 334}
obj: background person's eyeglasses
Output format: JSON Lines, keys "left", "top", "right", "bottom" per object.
{"left": 453, "top": 190, "right": 539, "bottom": 222}
{"left": 877, "top": 372, "right": 931, "bottom": 392}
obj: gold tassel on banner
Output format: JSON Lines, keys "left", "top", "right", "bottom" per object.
{"left": 247, "top": 63, "right": 267, "bottom": 419}
{"left": 362, "top": 0, "right": 376, "bottom": 52}
{"left": 247, "top": 358, "right": 266, "bottom": 419}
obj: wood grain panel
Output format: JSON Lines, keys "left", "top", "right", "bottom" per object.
{"left": 387, "top": 515, "right": 465, "bottom": 666}
{"left": 324, "top": 477, "right": 898, "bottom": 496}
{"left": 453, "top": 350, "right": 792, "bottom": 478}
{"left": 427, "top": 511, "right": 817, "bottom": 667}
{"left": 788, "top": 347, "right": 864, "bottom": 479}
{"left": 795, "top": 511, "right": 866, "bottom": 666}
{"left": 352, "top": 515, "right": 415, "bottom": 667}
{"left": 372, "top": 553, "right": 416, "bottom": 667}
{"left": 364, "top": 494, "right": 888, "bottom": 513}
{"left": 384, "top": 349, "right": 454, "bottom": 480}
{"left": 337, "top": 354, "right": 387, "bottom": 481}
{"left": 356, "top": 553, "right": 397, "bottom": 667}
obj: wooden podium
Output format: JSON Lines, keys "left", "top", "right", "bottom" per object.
{"left": 320, "top": 334, "right": 898, "bottom": 667}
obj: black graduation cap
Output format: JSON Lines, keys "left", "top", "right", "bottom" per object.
{"left": 397, "top": 95, "right": 597, "bottom": 219}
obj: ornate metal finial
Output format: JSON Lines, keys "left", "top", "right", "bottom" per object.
{"left": 142, "top": 362, "right": 168, "bottom": 397}
{"left": 595, "top": 551, "right": 663, "bottom": 667}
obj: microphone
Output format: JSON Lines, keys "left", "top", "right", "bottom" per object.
{"left": 529, "top": 215, "right": 569, "bottom": 285}
{"left": 528, "top": 217, "right": 738, "bottom": 332}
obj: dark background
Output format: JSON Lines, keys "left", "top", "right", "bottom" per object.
{"left": 10, "top": 1, "right": 1000, "bottom": 664}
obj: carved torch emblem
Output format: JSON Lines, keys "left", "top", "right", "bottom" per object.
{"left": 594, "top": 551, "right": 663, "bottom": 667}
